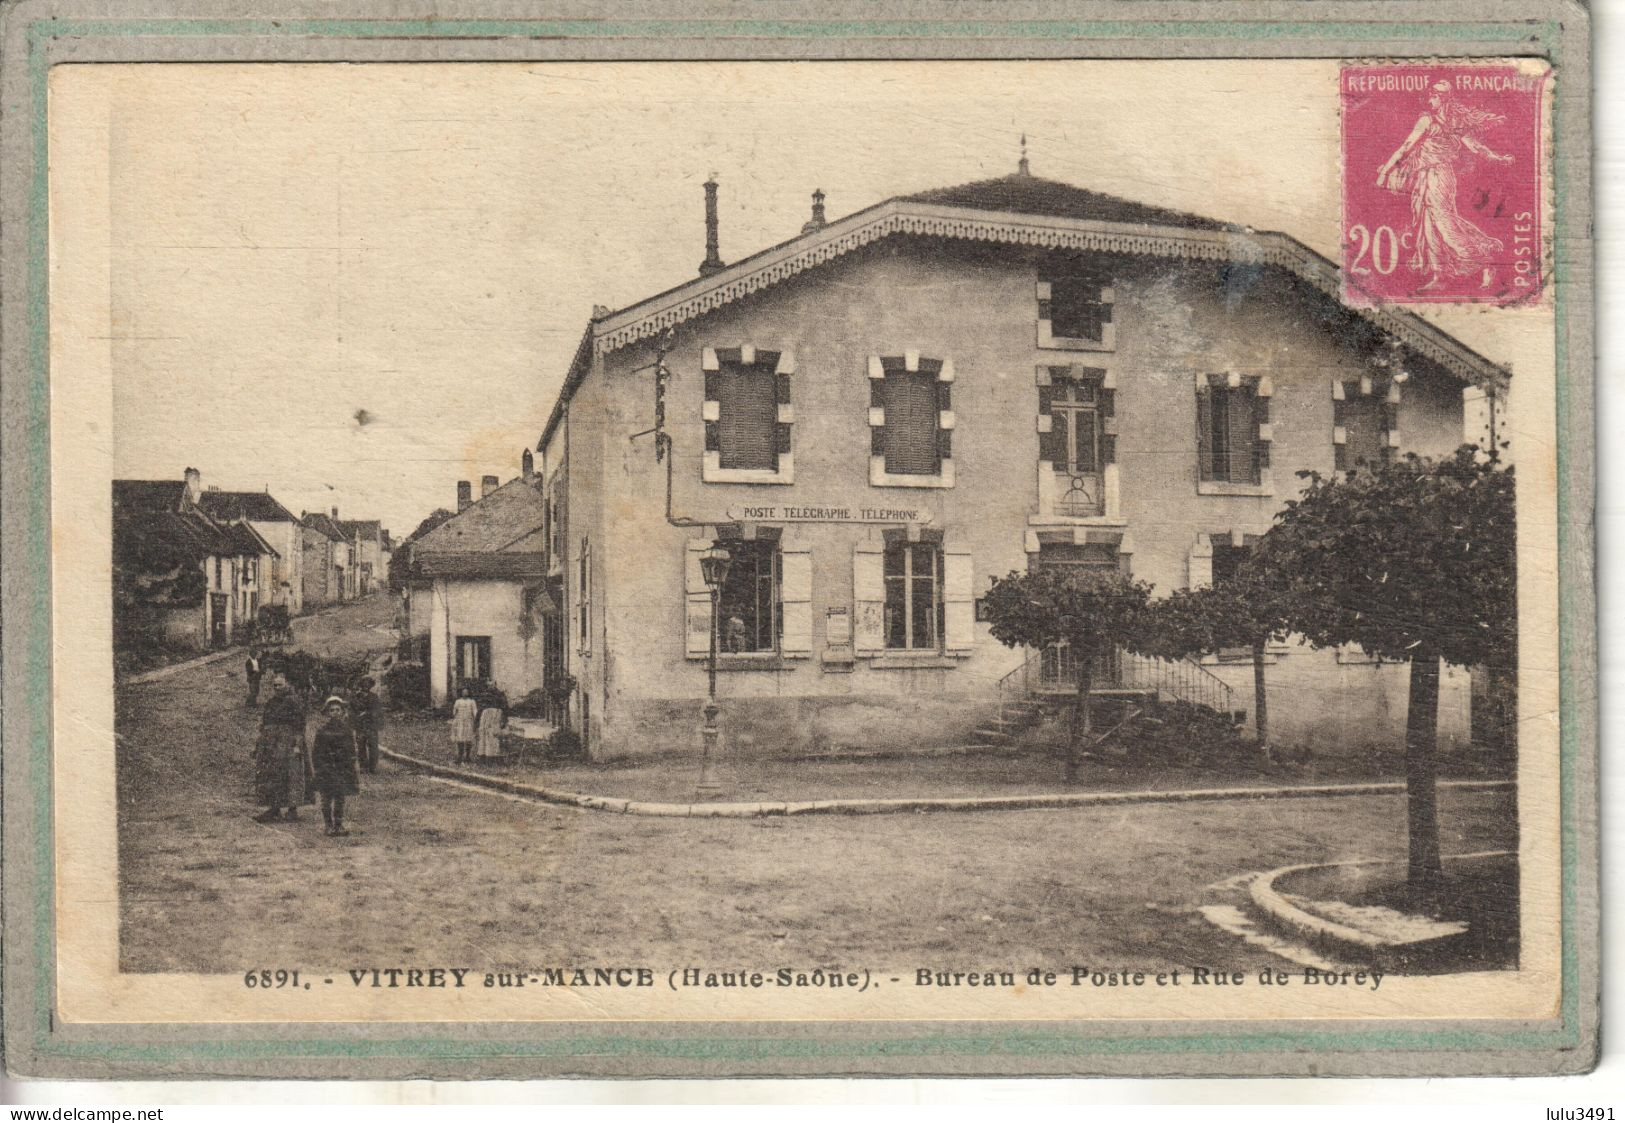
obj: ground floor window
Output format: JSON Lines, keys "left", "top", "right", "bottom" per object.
{"left": 884, "top": 541, "right": 941, "bottom": 651}
{"left": 717, "top": 538, "right": 781, "bottom": 654}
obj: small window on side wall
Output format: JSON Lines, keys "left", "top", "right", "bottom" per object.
{"left": 1197, "top": 375, "right": 1269, "bottom": 487}
{"left": 1038, "top": 261, "right": 1115, "bottom": 351}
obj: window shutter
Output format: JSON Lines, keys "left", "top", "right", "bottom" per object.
{"left": 853, "top": 543, "right": 885, "bottom": 654}
{"left": 883, "top": 372, "right": 940, "bottom": 475}
{"left": 1196, "top": 386, "right": 1215, "bottom": 481}
{"left": 779, "top": 544, "right": 812, "bottom": 656}
{"left": 1037, "top": 386, "right": 1067, "bottom": 464}
{"left": 684, "top": 540, "right": 711, "bottom": 659}
{"left": 942, "top": 548, "right": 974, "bottom": 653}
{"left": 717, "top": 365, "right": 778, "bottom": 470}
{"left": 1227, "top": 388, "right": 1258, "bottom": 484}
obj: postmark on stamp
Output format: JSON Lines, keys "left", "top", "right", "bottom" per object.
{"left": 1341, "top": 62, "right": 1547, "bottom": 306}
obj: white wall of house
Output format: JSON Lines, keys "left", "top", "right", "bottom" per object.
{"left": 426, "top": 577, "right": 547, "bottom": 707}
{"left": 252, "top": 519, "right": 303, "bottom": 614}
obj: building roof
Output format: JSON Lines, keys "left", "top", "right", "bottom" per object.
{"left": 196, "top": 489, "right": 298, "bottom": 523}
{"left": 413, "top": 478, "right": 546, "bottom": 555}
{"left": 301, "top": 512, "right": 350, "bottom": 543}
{"left": 225, "top": 520, "right": 279, "bottom": 559}
{"left": 536, "top": 167, "right": 1511, "bottom": 452}
{"left": 338, "top": 518, "right": 382, "bottom": 542}
{"left": 899, "top": 173, "right": 1234, "bottom": 232}
{"left": 113, "top": 479, "right": 187, "bottom": 514}
{"left": 414, "top": 552, "right": 549, "bottom": 579}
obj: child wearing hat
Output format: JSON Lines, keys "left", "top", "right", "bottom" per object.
{"left": 310, "top": 695, "right": 361, "bottom": 837}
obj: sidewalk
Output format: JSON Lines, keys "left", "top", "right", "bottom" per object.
{"left": 119, "top": 603, "right": 350, "bottom": 686}
{"left": 382, "top": 744, "right": 1513, "bottom": 819}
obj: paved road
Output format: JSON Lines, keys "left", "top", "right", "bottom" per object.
{"left": 116, "top": 595, "right": 1517, "bottom": 975}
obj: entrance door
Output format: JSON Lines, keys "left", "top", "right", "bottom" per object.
{"left": 209, "top": 593, "right": 229, "bottom": 647}
{"left": 456, "top": 636, "right": 493, "bottom": 691}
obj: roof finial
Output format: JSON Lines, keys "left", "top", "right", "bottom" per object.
{"left": 1018, "top": 133, "right": 1030, "bottom": 177}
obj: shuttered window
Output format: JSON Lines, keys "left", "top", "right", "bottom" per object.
{"left": 883, "top": 542, "right": 941, "bottom": 651}
{"left": 1336, "top": 389, "right": 1385, "bottom": 471}
{"left": 1198, "top": 383, "right": 1261, "bottom": 484}
{"left": 882, "top": 372, "right": 941, "bottom": 476}
{"left": 715, "top": 362, "right": 778, "bottom": 471}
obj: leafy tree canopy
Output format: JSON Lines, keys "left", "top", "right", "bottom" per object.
{"left": 984, "top": 565, "right": 1153, "bottom": 654}
{"left": 1263, "top": 445, "right": 1515, "bottom": 666}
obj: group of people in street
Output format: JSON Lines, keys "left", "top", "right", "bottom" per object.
{"left": 449, "top": 684, "right": 505, "bottom": 764}
{"left": 250, "top": 670, "right": 381, "bottom": 838}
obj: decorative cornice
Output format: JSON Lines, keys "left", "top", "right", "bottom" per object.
{"left": 590, "top": 201, "right": 1509, "bottom": 393}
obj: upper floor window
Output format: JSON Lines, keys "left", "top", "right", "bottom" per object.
{"left": 1038, "top": 262, "right": 1116, "bottom": 351}
{"left": 1334, "top": 376, "right": 1399, "bottom": 472}
{"left": 702, "top": 345, "right": 794, "bottom": 484}
{"left": 868, "top": 353, "right": 955, "bottom": 488}
{"left": 1196, "top": 373, "right": 1271, "bottom": 489}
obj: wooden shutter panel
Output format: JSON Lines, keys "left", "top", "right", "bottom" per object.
{"left": 1196, "top": 385, "right": 1215, "bottom": 481}
{"left": 883, "top": 372, "right": 940, "bottom": 475}
{"left": 684, "top": 539, "right": 712, "bottom": 659}
{"left": 853, "top": 544, "right": 885, "bottom": 654}
{"left": 717, "top": 364, "right": 778, "bottom": 470}
{"left": 942, "top": 548, "right": 975, "bottom": 653}
{"left": 779, "top": 543, "right": 812, "bottom": 657}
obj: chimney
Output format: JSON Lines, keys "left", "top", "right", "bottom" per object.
{"left": 482, "top": 474, "right": 500, "bottom": 499}
{"left": 800, "top": 188, "right": 827, "bottom": 234}
{"left": 521, "top": 448, "right": 535, "bottom": 480}
{"left": 698, "top": 177, "right": 725, "bottom": 277}
{"left": 457, "top": 481, "right": 472, "bottom": 512}
{"left": 183, "top": 467, "right": 201, "bottom": 506}
{"left": 331, "top": 506, "right": 339, "bottom": 520}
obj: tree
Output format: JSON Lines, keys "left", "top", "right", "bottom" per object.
{"left": 1265, "top": 446, "right": 1516, "bottom": 900}
{"left": 983, "top": 566, "right": 1153, "bottom": 782}
{"left": 1138, "top": 555, "right": 1293, "bottom": 754}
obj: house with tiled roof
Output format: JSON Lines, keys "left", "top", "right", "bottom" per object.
{"left": 112, "top": 468, "right": 276, "bottom": 652}
{"left": 337, "top": 518, "right": 389, "bottom": 597}
{"left": 533, "top": 159, "right": 1508, "bottom": 760}
{"left": 300, "top": 509, "right": 357, "bottom": 608}
{"left": 404, "top": 459, "right": 551, "bottom": 707}
{"left": 198, "top": 487, "right": 305, "bottom": 614}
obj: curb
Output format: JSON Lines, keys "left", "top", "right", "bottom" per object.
{"left": 381, "top": 747, "right": 1514, "bottom": 819}
{"left": 1247, "top": 849, "right": 1513, "bottom": 962}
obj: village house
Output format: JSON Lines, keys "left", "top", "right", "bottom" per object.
{"left": 402, "top": 462, "right": 551, "bottom": 708}
{"left": 112, "top": 468, "right": 278, "bottom": 651}
{"left": 198, "top": 487, "right": 305, "bottom": 614}
{"left": 534, "top": 165, "right": 1509, "bottom": 760}
{"left": 338, "top": 518, "right": 390, "bottom": 597}
{"left": 300, "top": 509, "right": 356, "bottom": 607}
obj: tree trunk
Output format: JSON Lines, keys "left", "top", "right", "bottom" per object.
{"left": 1067, "top": 642, "right": 1095, "bottom": 784}
{"left": 1251, "top": 639, "right": 1270, "bottom": 758}
{"left": 1404, "top": 650, "right": 1444, "bottom": 903}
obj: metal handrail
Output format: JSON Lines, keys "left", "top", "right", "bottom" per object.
{"left": 1030, "top": 644, "right": 1236, "bottom": 716}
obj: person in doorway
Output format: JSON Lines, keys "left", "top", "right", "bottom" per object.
{"left": 476, "top": 691, "right": 505, "bottom": 763}
{"left": 310, "top": 695, "right": 360, "bottom": 837}
{"left": 252, "top": 674, "right": 308, "bottom": 823}
{"left": 350, "top": 675, "right": 380, "bottom": 774}
{"left": 450, "top": 685, "right": 478, "bottom": 764}
{"left": 244, "top": 647, "right": 264, "bottom": 707}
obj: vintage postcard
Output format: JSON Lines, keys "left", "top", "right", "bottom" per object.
{"left": 0, "top": 1, "right": 1595, "bottom": 1080}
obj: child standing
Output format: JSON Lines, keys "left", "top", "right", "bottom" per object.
{"left": 450, "top": 685, "right": 478, "bottom": 763}
{"left": 310, "top": 696, "right": 360, "bottom": 837}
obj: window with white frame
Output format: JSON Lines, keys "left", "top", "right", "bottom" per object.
{"left": 1196, "top": 373, "right": 1271, "bottom": 488}
{"left": 1038, "top": 260, "right": 1116, "bottom": 351}
{"left": 883, "top": 539, "right": 942, "bottom": 651}
{"left": 1333, "top": 375, "right": 1398, "bottom": 472}
{"left": 702, "top": 346, "right": 794, "bottom": 483}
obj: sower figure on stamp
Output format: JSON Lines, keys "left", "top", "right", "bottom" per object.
{"left": 350, "top": 675, "right": 380, "bottom": 774}
{"left": 252, "top": 674, "right": 308, "bottom": 823}
{"left": 244, "top": 647, "right": 263, "bottom": 707}
{"left": 310, "top": 695, "right": 360, "bottom": 837}
{"left": 450, "top": 685, "right": 477, "bottom": 763}
{"left": 1375, "top": 79, "right": 1514, "bottom": 292}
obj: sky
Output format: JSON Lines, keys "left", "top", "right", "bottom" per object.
{"left": 62, "top": 60, "right": 1551, "bottom": 535}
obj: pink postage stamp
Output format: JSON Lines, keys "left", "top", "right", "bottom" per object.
{"left": 1341, "top": 63, "right": 1547, "bottom": 306}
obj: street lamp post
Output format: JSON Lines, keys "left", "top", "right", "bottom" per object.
{"left": 696, "top": 544, "right": 732, "bottom": 798}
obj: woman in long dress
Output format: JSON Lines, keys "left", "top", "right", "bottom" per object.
{"left": 449, "top": 685, "right": 478, "bottom": 763}
{"left": 475, "top": 696, "right": 505, "bottom": 762}
{"left": 252, "top": 674, "right": 309, "bottom": 822}
{"left": 1374, "top": 80, "right": 1515, "bottom": 291}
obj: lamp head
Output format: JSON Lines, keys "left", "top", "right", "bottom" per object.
{"left": 699, "top": 544, "right": 732, "bottom": 589}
